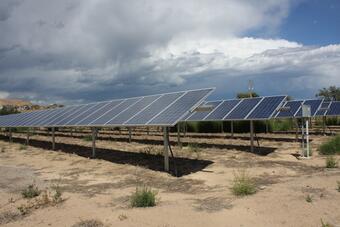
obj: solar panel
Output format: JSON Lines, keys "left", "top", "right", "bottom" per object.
{"left": 204, "top": 99, "right": 241, "bottom": 121}
{"left": 246, "top": 96, "right": 286, "bottom": 120}
{"left": 224, "top": 97, "right": 262, "bottom": 120}
{"left": 275, "top": 100, "right": 303, "bottom": 118}
{"left": 185, "top": 101, "right": 223, "bottom": 121}
{"left": 315, "top": 101, "right": 331, "bottom": 116}
{"left": 295, "top": 99, "right": 323, "bottom": 117}
{"left": 0, "top": 88, "right": 214, "bottom": 128}
{"left": 326, "top": 101, "right": 340, "bottom": 116}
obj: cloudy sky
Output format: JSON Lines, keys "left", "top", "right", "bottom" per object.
{"left": 0, "top": 0, "right": 339, "bottom": 105}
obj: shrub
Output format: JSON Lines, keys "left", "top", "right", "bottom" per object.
{"left": 52, "top": 185, "right": 63, "bottom": 203}
{"left": 231, "top": 169, "right": 256, "bottom": 196}
{"left": 71, "top": 219, "right": 104, "bottom": 227}
{"left": 130, "top": 186, "right": 157, "bottom": 207}
{"left": 319, "top": 135, "right": 340, "bottom": 155}
{"left": 21, "top": 184, "right": 41, "bottom": 198}
{"left": 325, "top": 156, "right": 338, "bottom": 168}
{"left": 82, "top": 135, "right": 92, "bottom": 142}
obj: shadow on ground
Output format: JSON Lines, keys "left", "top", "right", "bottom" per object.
{"left": 0, "top": 135, "right": 214, "bottom": 177}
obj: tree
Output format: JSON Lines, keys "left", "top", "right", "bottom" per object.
{"left": 0, "top": 105, "right": 19, "bottom": 115}
{"left": 236, "top": 92, "right": 259, "bottom": 99}
{"left": 316, "top": 86, "right": 340, "bottom": 101}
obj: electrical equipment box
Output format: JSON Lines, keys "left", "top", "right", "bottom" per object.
{"left": 302, "top": 105, "right": 311, "bottom": 118}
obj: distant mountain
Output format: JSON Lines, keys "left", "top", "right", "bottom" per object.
{"left": 0, "top": 98, "right": 32, "bottom": 107}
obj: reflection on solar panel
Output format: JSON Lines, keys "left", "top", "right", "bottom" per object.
{"left": 183, "top": 95, "right": 286, "bottom": 122}
{"left": 0, "top": 88, "right": 214, "bottom": 128}
{"left": 275, "top": 100, "right": 303, "bottom": 118}
{"left": 326, "top": 101, "right": 340, "bottom": 116}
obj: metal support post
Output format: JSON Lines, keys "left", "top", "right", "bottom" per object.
{"left": 322, "top": 116, "right": 326, "bottom": 136}
{"left": 26, "top": 128, "right": 30, "bottom": 145}
{"left": 306, "top": 119, "right": 310, "bottom": 158}
{"left": 231, "top": 121, "right": 234, "bottom": 138}
{"left": 9, "top": 128, "right": 12, "bottom": 143}
{"left": 265, "top": 121, "right": 269, "bottom": 134}
{"left": 250, "top": 121, "right": 254, "bottom": 153}
{"left": 128, "top": 127, "right": 132, "bottom": 143}
{"left": 177, "top": 124, "right": 182, "bottom": 149}
{"left": 52, "top": 127, "right": 55, "bottom": 150}
{"left": 163, "top": 127, "right": 169, "bottom": 172}
{"left": 92, "top": 128, "right": 97, "bottom": 158}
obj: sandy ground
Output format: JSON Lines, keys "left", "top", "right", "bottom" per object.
{"left": 0, "top": 131, "right": 339, "bottom": 227}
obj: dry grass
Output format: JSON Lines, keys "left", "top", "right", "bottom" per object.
{"left": 71, "top": 219, "right": 104, "bottom": 227}
{"left": 0, "top": 211, "right": 22, "bottom": 225}
{"left": 231, "top": 169, "right": 256, "bottom": 196}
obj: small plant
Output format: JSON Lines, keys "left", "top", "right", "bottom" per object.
{"left": 17, "top": 205, "right": 29, "bottom": 215}
{"left": 118, "top": 214, "right": 128, "bottom": 221}
{"left": 140, "top": 146, "right": 156, "bottom": 155}
{"left": 82, "top": 135, "right": 92, "bottom": 142}
{"left": 0, "top": 211, "right": 21, "bottom": 225}
{"left": 231, "top": 169, "right": 256, "bottom": 196}
{"left": 319, "top": 135, "right": 340, "bottom": 155}
{"left": 130, "top": 186, "right": 157, "bottom": 207}
{"left": 337, "top": 181, "right": 340, "bottom": 192}
{"left": 21, "top": 184, "right": 41, "bottom": 198}
{"left": 306, "top": 194, "right": 313, "bottom": 203}
{"left": 19, "top": 144, "right": 27, "bottom": 150}
{"left": 321, "top": 218, "right": 333, "bottom": 227}
{"left": 52, "top": 185, "right": 63, "bottom": 203}
{"left": 187, "top": 143, "right": 201, "bottom": 158}
{"left": 0, "top": 147, "right": 5, "bottom": 153}
{"left": 71, "top": 219, "right": 104, "bottom": 227}
{"left": 325, "top": 156, "right": 338, "bottom": 168}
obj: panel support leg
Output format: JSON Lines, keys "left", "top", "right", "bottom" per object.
{"left": 128, "top": 127, "right": 132, "bottom": 143}
{"left": 177, "top": 124, "right": 182, "bottom": 149}
{"left": 92, "top": 128, "right": 97, "bottom": 158}
{"left": 9, "top": 128, "right": 12, "bottom": 143}
{"left": 147, "top": 127, "right": 149, "bottom": 136}
{"left": 26, "top": 128, "right": 30, "bottom": 146}
{"left": 306, "top": 118, "right": 310, "bottom": 158}
{"left": 163, "top": 127, "right": 169, "bottom": 172}
{"left": 265, "top": 121, "right": 269, "bottom": 134}
{"left": 231, "top": 121, "right": 234, "bottom": 138}
{"left": 250, "top": 121, "right": 254, "bottom": 153}
{"left": 295, "top": 119, "right": 299, "bottom": 142}
{"left": 52, "top": 127, "right": 55, "bottom": 150}
{"left": 322, "top": 116, "right": 326, "bottom": 136}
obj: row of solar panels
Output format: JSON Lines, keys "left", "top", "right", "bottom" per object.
{"left": 183, "top": 98, "right": 340, "bottom": 122}
{"left": 0, "top": 88, "right": 213, "bottom": 128}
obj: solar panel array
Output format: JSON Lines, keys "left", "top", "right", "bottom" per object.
{"left": 184, "top": 95, "right": 287, "bottom": 121}
{"left": 0, "top": 88, "right": 214, "bottom": 128}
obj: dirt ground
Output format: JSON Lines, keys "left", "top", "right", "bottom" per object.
{"left": 0, "top": 130, "right": 339, "bottom": 227}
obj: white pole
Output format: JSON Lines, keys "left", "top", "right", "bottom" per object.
{"left": 52, "top": 127, "right": 55, "bottom": 150}
{"left": 250, "top": 121, "right": 254, "bottom": 153}
{"left": 306, "top": 119, "right": 310, "bottom": 158}
{"left": 92, "top": 128, "right": 97, "bottom": 158}
{"left": 163, "top": 127, "right": 169, "bottom": 172}
{"left": 301, "top": 120, "right": 305, "bottom": 154}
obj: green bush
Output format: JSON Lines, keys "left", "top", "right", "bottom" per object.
{"left": 130, "top": 186, "right": 157, "bottom": 207}
{"left": 82, "top": 135, "right": 92, "bottom": 142}
{"left": 21, "top": 184, "right": 41, "bottom": 198}
{"left": 269, "top": 119, "right": 294, "bottom": 132}
{"left": 325, "top": 156, "right": 338, "bottom": 168}
{"left": 319, "top": 135, "right": 340, "bottom": 155}
{"left": 231, "top": 170, "right": 256, "bottom": 196}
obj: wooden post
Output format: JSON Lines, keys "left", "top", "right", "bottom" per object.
{"left": 92, "top": 128, "right": 97, "bottom": 158}
{"left": 163, "top": 127, "right": 169, "bottom": 172}
{"left": 250, "top": 121, "right": 254, "bottom": 153}
{"left": 128, "top": 127, "right": 132, "bottom": 143}
{"left": 177, "top": 124, "right": 182, "bottom": 149}
{"left": 231, "top": 121, "right": 234, "bottom": 138}
{"left": 52, "top": 127, "right": 55, "bottom": 150}
{"left": 26, "top": 128, "right": 30, "bottom": 145}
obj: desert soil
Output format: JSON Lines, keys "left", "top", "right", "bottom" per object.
{"left": 0, "top": 130, "right": 339, "bottom": 227}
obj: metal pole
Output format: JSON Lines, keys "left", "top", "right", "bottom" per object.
{"left": 265, "top": 121, "right": 269, "bottom": 134}
{"left": 52, "top": 127, "right": 55, "bottom": 150}
{"left": 301, "top": 120, "right": 305, "bottom": 151}
{"left": 322, "top": 116, "right": 326, "bottom": 136}
{"left": 163, "top": 127, "right": 169, "bottom": 172}
{"left": 92, "top": 128, "right": 97, "bottom": 158}
{"left": 306, "top": 119, "right": 310, "bottom": 158}
{"left": 221, "top": 122, "right": 224, "bottom": 134}
{"left": 26, "top": 128, "right": 30, "bottom": 145}
{"left": 295, "top": 119, "right": 299, "bottom": 142}
{"left": 250, "top": 121, "right": 254, "bottom": 153}
{"left": 177, "top": 124, "right": 182, "bottom": 149}
{"left": 147, "top": 127, "right": 149, "bottom": 136}
{"left": 9, "top": 128, "right": 12, "bottom": 143}
{"left": 128, "top": 127, "right": 132, "bottom": 143}
{"left": 231, "top": 121, "right": 234, "bottom": 138}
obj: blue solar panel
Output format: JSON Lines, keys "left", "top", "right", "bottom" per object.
{"left": 224, "top": 97, "right": 262, "bottom": 120}
{"left": 149, "top": 89, "right": 212, "bottom": 125}
{"left": 6, "top": 112, "right": 32, "bottom": 127}
{"left": 105, "top": 95, "right": 161, "bottom": 125}
{"left": 75, "top": 100, "right": 123, "bottom": 126}
{"left": 20, "top": 109, "right": 55, "bottom": 127}
{"left": 65, "top": 102, "right": 109, "bottom": 126}
{"left": 186, "top": 101, "right": 223, "bottom": 121}
{"left": 55, "top": 103, "right": 99, "bottom": 126}
{"left": 126, "top": 92, "right": 185, "bottom": 125}
{"left": 295, "top": 99, "right": 323, "bottom": 117}
{"left": 246, "top": 96, "right": 286, "bottom": 120}
{"left": 315, "top": 101, "right": 331, "bottom": 116}
{"left": 44, "top": 106, "right": 81, "bottom": 126}
{"left": 204, "top": 99, "right": 240, "bottom": 121}
{"left": 89, "top": 97, "right": 142, "bottom": 126}
{"left": 326, "top": 101, "right": 340, "bottom": 116}
{"left": 275, "top": 100, "right": 303, "bottom": 118}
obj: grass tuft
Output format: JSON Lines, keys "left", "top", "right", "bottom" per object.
{"left": 337, "top": 181, "right": 340, "bottom": 192}
{"left": 306, "top": 194, "right": 313, "bottom": 203}
{"left": 0, "top": 211, "right": 21, "bottom": 225}
{"left": 21, "top": 184, "right": 41, "bottom": 199}
{"left": 319, "top": 135, "right": 340, "bottom": 155}
{"left": 82, "top": 135, "right": 92, "bottom": 142}
{"left": 71, "top": 219, "right": 104, "bottom": 227}
{"left": 231, "top": 169, "right": 256, "bottom": 196}
{"left": 325, "top": 156, "right": 338, "bottom": 168}
{"left": 321, "top": 218, "right": 333, "bottom": 227}
{"left": 130, "top": 186, "right": 157, "bottom": 208}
